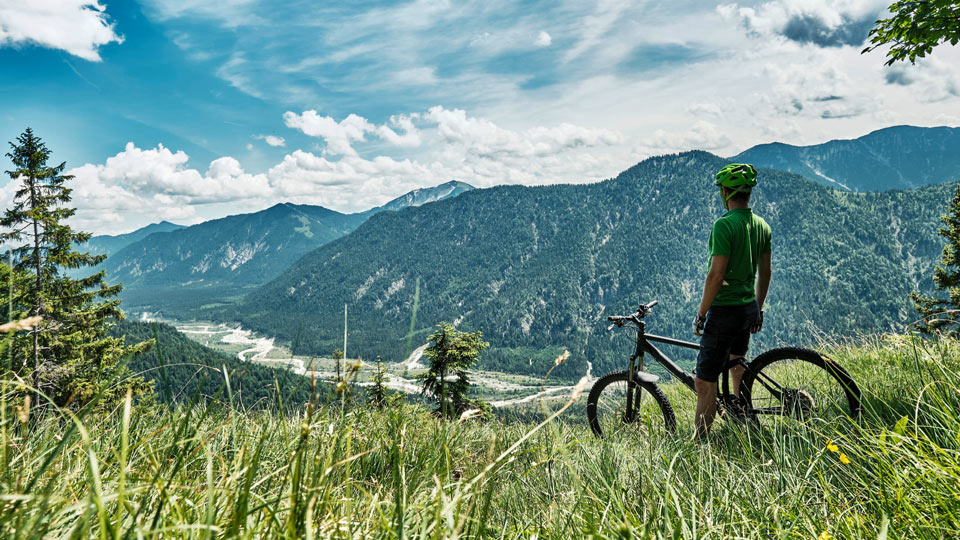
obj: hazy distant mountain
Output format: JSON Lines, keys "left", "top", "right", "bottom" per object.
{"left": 82, "top": 221, "right": 184, "bottom": 258}
{"left": 733, "top": 125, "right": 960, "bottom": 191}
{"left": 231, "top": 151, "right": 951, "bottom": 379}
{"left": 109, "top": 181, "right": 473, "bottom": 311}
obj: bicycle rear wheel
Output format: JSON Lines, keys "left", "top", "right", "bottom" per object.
{"left": 741, "top": 347, "right": 861, "bottom": 427}
{"left": 587, "top": 370, "right": 676, "bottom": 438}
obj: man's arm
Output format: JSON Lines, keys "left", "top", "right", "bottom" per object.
{"left": 697, "top": 255, "right": 728, "bottom": 317}
{"left": 755, "top": 251, "right": 771, "bottom": 309}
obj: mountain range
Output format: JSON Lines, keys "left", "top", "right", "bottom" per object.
{"left": 230, "top": 150, "right": 952, "bottom": 379}
{"left": 81, "top": 221, "right": 185, "bottom": 258}
{"left": 733, "top": 125, "right": 960, "bottom": 191}
{"left": 86, "top": 181, "right": 473, "bottom": 311}
{"left": 77, "top": 125, "right": 960, "bottom": 379}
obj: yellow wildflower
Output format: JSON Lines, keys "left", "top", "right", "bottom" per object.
{"left": 818, "top": 532, "right": 832, "bottom": 540}
{"left": 839, "top": 453, "right": 851, "bottom": 464}
{"left": 826, "top": 440, "right": 839, "bottom": 453}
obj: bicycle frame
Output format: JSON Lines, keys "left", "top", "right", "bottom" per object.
{"left": 619, "top": 319, "right": 750, "bottom": 422}
{"left": 626, "top": 318, "right": 748, "bottom": 397}
{"left": 626, "top": 318, "right": 698, "bottom": 391}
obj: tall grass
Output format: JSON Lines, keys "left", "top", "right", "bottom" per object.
{"left": 0, "top": 333, "right": 958, "bottom": 538}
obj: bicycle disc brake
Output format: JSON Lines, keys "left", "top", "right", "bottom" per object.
{"left": 781, "top": 388, "right": 815, "bottom": 418}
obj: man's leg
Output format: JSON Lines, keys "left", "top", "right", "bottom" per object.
{"left": 694, "top": 377, "right": 718, "bottom": 439}
{"left": 729, "top": 356, "right": 746, "bottom": 397}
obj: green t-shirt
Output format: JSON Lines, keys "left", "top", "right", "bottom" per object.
{"left": 708, "top": 208, "right": 772, "bottom": 306}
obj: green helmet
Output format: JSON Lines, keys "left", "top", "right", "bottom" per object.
{"left": 714, "top": 163, "right": 757, "bottom": 204}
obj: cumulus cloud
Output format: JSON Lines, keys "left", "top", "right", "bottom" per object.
{"left": 634, "top": 121, "right": 733, "bottom": 158}
{"left": 720, "top": 0, "right": 887, "bottom": 47}
{"left": 50, "top": 107, "right": 636, "bottom": 233}
{"left": 60, "top": 142, "right": 273, "bottom": 232}
{"left": 284, "top": 110, "right": 423, "bottom": 156}
{"left": 535, "top": 31, "right": 552, "bottom": 47}
{"left": 255, "top": 134, "right": 286, "bottom": 147}
{"left": 881, "top": 57, "right": 960, "bottom": 101}
{"left": 283, "top": 111, "right": 376, "bottom": 156}
{"left": 375, "top": 114, "right": 422, "bottom": 148}
{"left": 0, "top": 0, "right": 123, "bottom": 61}
{"left": 423, "top": 106, "right": 622, "bottom": 158}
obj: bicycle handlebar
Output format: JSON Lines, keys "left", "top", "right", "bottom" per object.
{"left": 606, "top": 300, "right": 658, "bottom": 330}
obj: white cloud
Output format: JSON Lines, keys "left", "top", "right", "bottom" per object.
{"left": 634, "top": 121, "right": 733, "bottom": 159}
{"left": 0, "top": 0, "right": 123, "bottom": 61}
{"left": 882, "top": 56, "right": 960, "bottom": 102}
{"left": 376, "top": 114, "right": 422, "bottom": 148}
{"left": 255, "top": 134, "right": 286, "bottom": 147}
{"left": 62, "top": 142, "right": 273, "bottom": 232}
{"left": 423, "top": 106, "right": 623, "bottom": 158}
{"left": 723, "top": 0, "right": 887, "bottom": 47}
{"left": 283, "top": 111, "right": 374, "bottom": 156}
{"left": 138, "top": 0, "right": 258, "bottom": 27}
{"left": 535, "top": 31, "right": 552, "bottom": 47}
{"left": 284, "top": 110, "right": 423, "bottom": 156}
{"left": 50, "top": 106, "right": 636, "bottom": 233}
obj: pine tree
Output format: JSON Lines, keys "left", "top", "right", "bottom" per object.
{"left": 420, "top": 322, "right": 488, "bottom": 419}
{"left": 370, "top": 355, "right": 387, "bottom": 409}
{"left": 332, "top": 348, "right": 344, "bottom": 381}
{"left": 0, "top": 128, "right": 149, "bottom": 407}
{"left": 912, "top": 183, "right": 960, "bottom": 335}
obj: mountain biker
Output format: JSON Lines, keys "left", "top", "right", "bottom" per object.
{"left": 691, "top": 163, "right": 771, "bottom": 439}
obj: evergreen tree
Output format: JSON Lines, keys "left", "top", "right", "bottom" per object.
{"left": 332, "top": 348, "right": 344, "bottom": 381}
{"left": 420, "top": 323, "right": 488, "bottom": 419}
{"left": 0, "top": 128, "right": 148, "bottom": 407}
{"left": 912, "top": 183, "right": 960, "bottom": 335}
{"left": 370, "top": 355, "right": 387, "bottom": 409}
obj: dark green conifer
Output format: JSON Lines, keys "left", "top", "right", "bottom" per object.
{"left": 1, "top": 128, "right": 149, "bottom": 407}
{"left": 370, "top": 355, "right": 387, "bottom": 409}
{"left": 912, "top": 183, "right": 960, "bottom": 335}
{"left": 420, "top": 322, "right": 488, "bottom": 418}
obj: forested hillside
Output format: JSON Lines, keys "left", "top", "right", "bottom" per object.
{"left": 111, "top": 321, "right": 320, "bottom": 408}
{"left": 734, "top": 125, "right": 960, "bottom": 191}
{"left": 231, "top": 151, "right": 952, "bottom": 379}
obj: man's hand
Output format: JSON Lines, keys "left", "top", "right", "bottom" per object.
{"left": 750, "top": 310, "right": 764, "bottom": 334}
{"left": 693, "top": 313, "right": 706, "bottom": 336}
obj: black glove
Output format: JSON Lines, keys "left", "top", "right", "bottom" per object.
{"left": 750, "top": 310, "right": 764, "bottom": 334}
{"left": 693, "top": 313, "right": 706, "bottom": 336}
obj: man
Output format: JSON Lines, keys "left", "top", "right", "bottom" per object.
{"left": 692, "top": 163, "right": 771, "bottom": 439}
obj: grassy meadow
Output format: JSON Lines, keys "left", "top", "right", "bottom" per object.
{"left": 1, "top": 334, "right": 959, "bottom": 539}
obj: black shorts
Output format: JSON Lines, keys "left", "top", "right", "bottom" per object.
{"left": 695, "top": 301, "right": 760, "bottom": 383}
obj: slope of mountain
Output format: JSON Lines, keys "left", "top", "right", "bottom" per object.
{"left": 733, "top": 125, "right": 960, "bottom": 191}
{"left": 81, "top": 221, "right": 185, "bottom": 258}
{"left": 361, "top": 180, "right": 474, "bottom": 215}
{"left": 232, "top": 151, "right": 951, "bottom": 379}
{"left": 109, "top": 181, "right": 473, "bottom": 312}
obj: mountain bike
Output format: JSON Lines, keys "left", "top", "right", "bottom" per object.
{"left": 586, "top": 300, "right": 862, "bottom": 438}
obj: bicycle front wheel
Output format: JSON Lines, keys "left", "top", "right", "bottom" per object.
{"left": 741, "top": 347, "right": 861, "bottom": 427}
{"left": 586, "top": 370, "right": 676, "bottom": 438}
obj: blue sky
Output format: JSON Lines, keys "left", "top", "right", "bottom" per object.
{"left": 1, "top": 0, "right": 959, "bottom": 234}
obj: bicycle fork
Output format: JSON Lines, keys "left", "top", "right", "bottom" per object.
{"left": 624, "top": 347, "right": 645, "bottom": 422}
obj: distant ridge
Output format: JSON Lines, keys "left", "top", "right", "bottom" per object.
{"left": 363, "top": 180, "right": 474, "bottom": 215}
{"left": 733, "top": 125, "right": 960, "bottom": 191}
{"left": 104, "top": 181, "right": 473, "bottom": 311}
{"left": 81, "top": 221, "right": 185, "bottom": 258}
